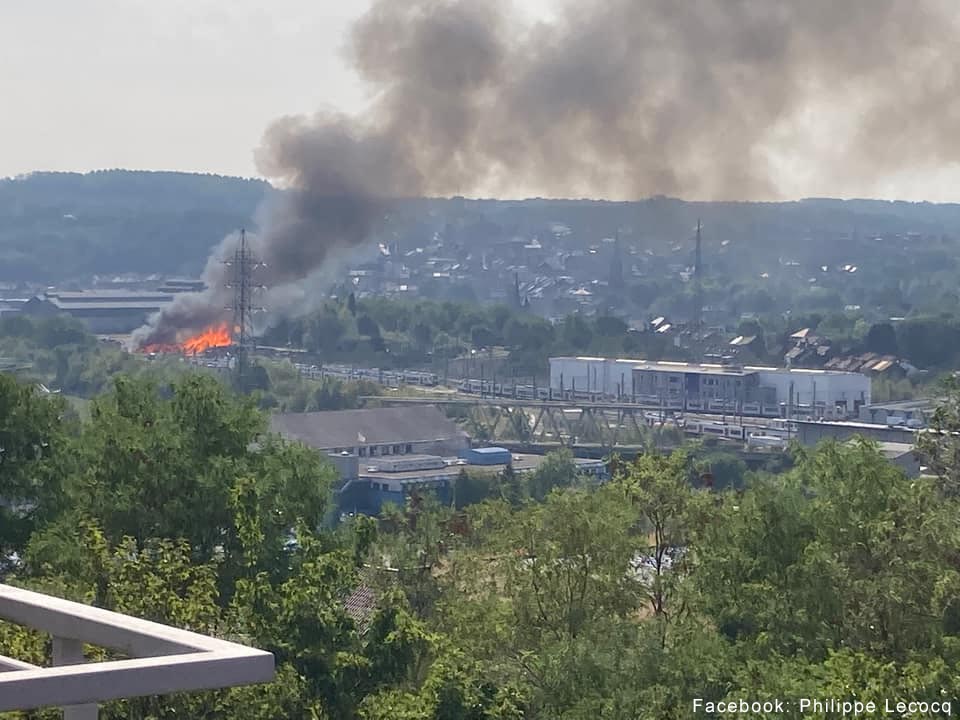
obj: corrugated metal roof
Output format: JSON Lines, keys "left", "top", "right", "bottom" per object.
{"left": 271, "top": 406, "right": 466, "bottom": 450}
{"left": 47, "top": 290, "right": 173, "bottom": 301}
{"left": 52, "top": 301, "right": 168, "bottom": 311}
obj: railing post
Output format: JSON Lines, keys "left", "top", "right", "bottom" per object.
{"left": 52, "top": 637, "right": 98, "bottom": 720}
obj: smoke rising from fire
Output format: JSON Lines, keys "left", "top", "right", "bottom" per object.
{"left": 135, "top": 0, "right": 960, "bottom": 345}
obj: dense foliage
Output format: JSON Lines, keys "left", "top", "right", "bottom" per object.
{"left": 0, "top": 314, "right": 379, "bottom": 414}
{"left": 263, "top": 296, "right": 675, "bottom": 377}
{"left": 3, "top": 372, "right": 960, "bottom": 718}
{"left": 264, "top": 296, "right": 957, "bottom": 391}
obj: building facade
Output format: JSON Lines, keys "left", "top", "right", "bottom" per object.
{"left": 548, "top": 357, "right": 871, "bottom": 419}
{"left": 630, "top": 362, "right": 771, "bottom": 408}
{"left": 751, "top": 367, "right": 871, "bottom": 418}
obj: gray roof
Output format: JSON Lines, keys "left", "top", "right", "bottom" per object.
{"left": 53, "top": 301, "right": 169, "bottom": 311}
{"left": 864, "top": 399, "right": 935, "bottom": 412}
{"left": 271, "top": 405, "right": 466, "bottom": 450}
{"left": 48, "top": 290, "right": 173, "bottom": 301}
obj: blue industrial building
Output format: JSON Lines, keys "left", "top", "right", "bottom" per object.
{"left": 459, "top": 447, "right": 512, "bottom": 465}
{"left": 270, "top": 406, "right": 608, "bottom": 517}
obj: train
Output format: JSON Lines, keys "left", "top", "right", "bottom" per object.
{"left": 682, "top": 420, "right": 751, "bottom": 441}
{"left": 457, "top": 380, "right": 602, "bottom": 402}
{"left": 293, "top": 363, "right": 439, "bottom": 387}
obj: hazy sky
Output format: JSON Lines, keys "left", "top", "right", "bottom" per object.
{"left": 0, "top": 0, "right": 376, "bottom": 179}
{"left": 3, "top": 0, "right": 959, "bottom": 202}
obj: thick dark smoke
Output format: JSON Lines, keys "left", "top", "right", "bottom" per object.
{"left": 135, "top": 0, "right": 960, "bottom": 345}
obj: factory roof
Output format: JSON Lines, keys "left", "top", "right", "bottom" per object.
{"left": 358, "top": 453, "right": 604, "bottom": 482}
{"left": 796, "top": 419, "right": 915, "bottom": 431}
{"left": 744, "top": 365, "right": 869, "bottom": 377}
{"left": 864, "top": 399, "right": 935, "bottom": 412}
{"left": 632, "top": 361, "right": 754, "bottom": 377}
{"left": 468, "top": 446, "right": 510, "bottom": 455}
{"left": 46, "top": 290, "right": 174, "bottom": 301}
{"left": 875, "top": 441, "right": 917, "bottom": 459}
{"left": 271, "top": 405, "right": 467, "bottom": 450}
{"left": 51, "top": 301, "right": 170, "bottom": 311}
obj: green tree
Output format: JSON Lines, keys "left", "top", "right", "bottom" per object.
{"left": 0, "top": 374, "right": 67, "bottom": 558}
{"left": 42, "top": 374, "right": 335, "bottom": 593}
{"left": 528, "top": 449, "right": 579, "bottom": 502}
{"left": 865, "top": 322, "right": 899, "bottom": 355}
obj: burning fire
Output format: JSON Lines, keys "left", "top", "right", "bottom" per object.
{"left": 140, "top": 323, "right": 233, "bottom": 355}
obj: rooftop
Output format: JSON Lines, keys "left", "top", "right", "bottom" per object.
{"left": 875, "top": 441, "right": 917, "bottom": 459}
{"left": 796, "top": 419, "right": 916, "bottom": 431}
{"left": 271, "top": 405, "right": 466, "bottom": 450}
{"left": 46, "top": 290, "right": 175, "bottom": 301}
{"left": 358, "top": 453, "right": 604, "bottom": 482}
{"left": 633, "top": 361, "right": 753, "bottom": 377}
{"left": 50, "top": 301, "right": 172, "bottom": 311}
{"left": 864, "top": 399, "right": 935, "bottom": 412}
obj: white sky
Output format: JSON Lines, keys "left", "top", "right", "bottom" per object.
{"left": 0, "top": 0, "right": 375, "bottom": 179}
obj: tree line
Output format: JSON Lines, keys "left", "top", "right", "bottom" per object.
{"left": 262, "top": 293, "right": 960, "bottom": 383}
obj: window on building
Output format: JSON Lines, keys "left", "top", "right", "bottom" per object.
{"left": 359, "top": 447, "right": 367, "bottom": 457}
{"left": 405, "top": 444, "right": 413, "bottom": 453}
{"left": 369, "top": 446, "right": 377, "bottom": 456}
{"left": 392, "top": 444, "right": 401, "bottom": 454}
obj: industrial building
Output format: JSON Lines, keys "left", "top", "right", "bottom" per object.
{"left": 794, "top": 426, "right": 921, "bottom": 477}
{"left": 270, "top": 405, "right": 471, "bottom": 459}
{"left": 750, "top": 366, "right": 871, "bottom": 419}
{"left": 548, "top": 357, "right": 871, "bottom": 419}
{"left": 271, "top": 406, "right": 606, "bottom": 515}
{"left": 873, "top": 441, "right": 922, "bottom": 478}
{"left": 21, "top": 290, "right": 174, "bottom": 333}
{"left": 344, "top": 452, "right": 608, "bottom": 515}
{"left": 858, "top": 399, "right": 933, "bottom": 428}
{"left": 795, "top": 420, "right": 916, "bottom": 446}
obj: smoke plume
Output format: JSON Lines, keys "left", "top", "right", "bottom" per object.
{"left": 135, "top": 0, "right": 960, "bottom": 345}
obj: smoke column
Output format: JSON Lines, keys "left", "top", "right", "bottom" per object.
{"left": 135, "top": 0, "right": 960, "bottom": 345}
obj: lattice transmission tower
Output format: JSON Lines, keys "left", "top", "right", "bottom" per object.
{"left": 694, "top": 219, "right": 703, "bottom": 344}
{"left": 225, "top": 228, "right": 265, "bottom": 392}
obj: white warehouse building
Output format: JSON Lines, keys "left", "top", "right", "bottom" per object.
{"left": 548, "top": 357, "right": 871, "bottom": 419}
{"left": 548, "top": 356, "right": 639, "bottom": 397}
{"left": 749, "top": 366, "right": 871, "bottom": 418}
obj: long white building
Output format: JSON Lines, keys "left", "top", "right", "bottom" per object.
{"left": 548, "top": 357, "right": 871, "bottom": 419}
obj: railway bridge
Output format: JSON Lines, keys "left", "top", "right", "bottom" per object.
{"left": 360, "top": 395, "right": 678, "bottom": 451}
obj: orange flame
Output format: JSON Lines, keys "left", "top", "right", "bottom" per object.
{"left": 181, "top": 323, "right": 232, "bottom": 353}
{"left": 140, "top": 323, "right": 232, "bottom": 355}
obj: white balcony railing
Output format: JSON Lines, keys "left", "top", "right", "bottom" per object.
{"left": 0, "top": 583, "right": 275, "bottom": 718}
